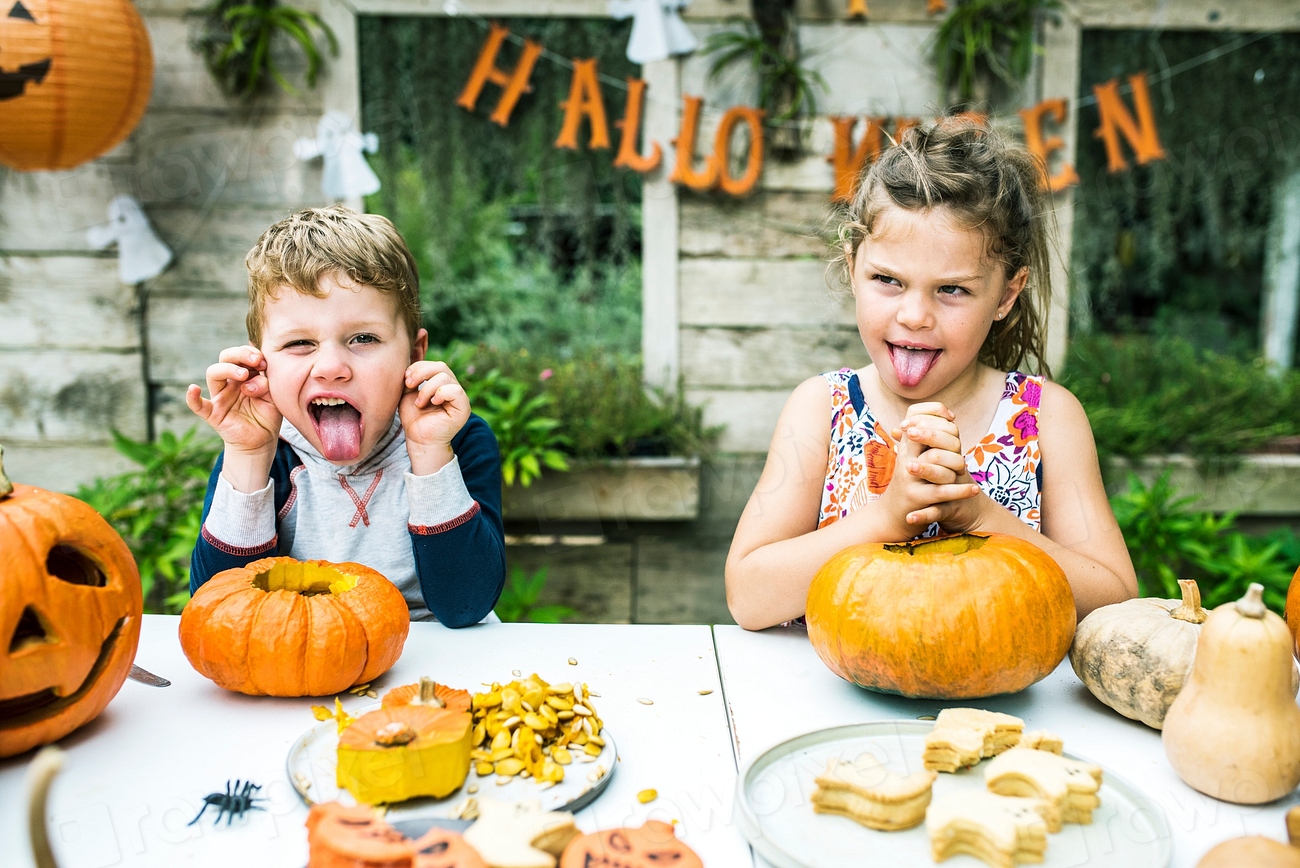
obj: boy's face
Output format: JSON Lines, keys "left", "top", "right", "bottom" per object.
{"left": 259, "top": 272, "right": 428, "bottom": 465}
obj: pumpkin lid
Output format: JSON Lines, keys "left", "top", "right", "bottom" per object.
{"left": 339, "top": 705, "right": 471, "bottom": 751}
{"left": 383, "top": 677, "right": 472, "bottom": 713}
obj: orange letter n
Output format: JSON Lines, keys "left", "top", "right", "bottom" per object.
{"left": 456, "top": 23, "right": 544, "bottom": 128}
{"left": 1092, "top": 73, "right": 1167, "bottom": 173}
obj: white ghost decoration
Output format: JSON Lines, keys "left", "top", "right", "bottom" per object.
{"left": 294, "top": 111, "right": 382, "bottom": 201}
{"left": 609, "top": 0, "right": 697, "bottom": 65}
{"left": 86, "top": 196, "right": 174, "bottom": 285}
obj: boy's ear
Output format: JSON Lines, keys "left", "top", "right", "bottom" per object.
{"left": 411, "top": 328, "right": 429, "bottom": 364}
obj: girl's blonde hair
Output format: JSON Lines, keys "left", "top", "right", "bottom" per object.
{"left": 244, "top": 205, "right": 421, "bottom": 347}
{"left": 835, "top": 118, "right": 1054, "bottom": 376}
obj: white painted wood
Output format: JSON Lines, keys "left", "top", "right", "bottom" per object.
{"left": 682, "top": 325, "right": 866, "bottom": 387}
{"left": 643, "top": 59, "right": 682, "bottom": 391}
{"left": 686, "top": 387, "right": 791, "bottom": 452}
{"left": 713, "top": 624, "right": 1300, "bottom": 867}
{"left": 1108, "top": 454, "right": 1300, "bottom": 516}
{"left": 502, "top": 457, "right": 702, "bottom": 522}
{"left": 1038, "top": 9, "right": 1081, "bottom": 375}
{"left": 147, "top": 294, "right": 253, "bottom": 382}
{"left": 681, "top": 192, "right": 835, "bottom": 258}
{"left": 0, "top": 257, "right": 139, "bottom": 350}
{"left": 0, "top": 163, "right": 132, "bottom": 253}
{"left": 680, "top": 258, "right": 854, "bottom": 327}
{"left": 1262, "top": 165, "right": 1300, "bottom": 370}
{"left": 0, "top": 349, "right": 147, "bottom": 440}
{"left": 0, "top": 617, "right": 746, "bottom": 868}
{"left": 0, "top": 441, "right": 141, "bottom": 493}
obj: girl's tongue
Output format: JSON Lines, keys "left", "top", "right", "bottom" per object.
{"left": 314, "top": 403, "right": 363, "bottom": 461}
{"left": 889, "top": 344, "right": 941, "bottom": 388}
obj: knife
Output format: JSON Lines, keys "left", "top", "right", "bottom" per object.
{"left": 128, "top": 664, "right": 171, "bottom": 687}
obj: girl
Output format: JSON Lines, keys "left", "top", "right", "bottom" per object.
{"left": 725, "top": 120, "right": 1137, "bottom": 631}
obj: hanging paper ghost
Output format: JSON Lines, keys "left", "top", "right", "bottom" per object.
{"left": 608, "top": 0, "right": 697, "bottom": 65}
{"left": 293, "top": 111, "right": 381, "bottom": 201}
{"left": 86, "top": 195, "right": 173, "bottom": 284}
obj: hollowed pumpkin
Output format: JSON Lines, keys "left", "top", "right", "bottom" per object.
{"left": 805, "top": 533, "right": 1076, "bottom": 699}
{"left": 336, "top": 705, "right": 473, "bottom": 805}
{"left": 179, "top": 557, "right": 409, "bottom": 697}
{"left": 0, "top": 444, "right": 142, "bottom": 758}
{"left": 559, "top": 820, "right": 703, "bottom": 868}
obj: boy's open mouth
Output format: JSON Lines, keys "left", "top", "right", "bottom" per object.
{"left": 887, "top": 342, "right": 941, "bottom": 388}
{"left": 309, "top": 397, "right": 364, "bottom": 462}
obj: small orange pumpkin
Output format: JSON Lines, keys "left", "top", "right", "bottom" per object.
{"left": 383, "top": 677, "right": 471, "bottom": 714}
{"left": 1286, "top": 565, "right": 1300, "bottom": 661}
{"left": 179, "top": 557, "right": 409, "bottom": 697}
{"left": 559, "top": 821, "right": 703, "bottom": 868}
{"left": 306, "top": 801, "right": 486, "bottom": 868}
{"left": 336, "top": 705, "right": 473, "bottom": 804}
{"left": 0, "top": 444, "right": 142, "bottom": 758}
{"left": 805, "top": 533, "right": 1076, "bottom": 699}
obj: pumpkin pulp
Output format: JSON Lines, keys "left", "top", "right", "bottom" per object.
{"left": 336, "top": 705, "right": 473, "bottom": 804}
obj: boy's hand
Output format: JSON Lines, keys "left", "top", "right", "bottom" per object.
{"left": 185, "top": 346, "right": 281, "bottom": 456}
{"left": 877, "top": 402, "right": 980, "bottom": 537}
{"left": 401, "top": 360, "right": 470, "bottom": 475}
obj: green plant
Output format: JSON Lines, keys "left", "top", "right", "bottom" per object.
{"left": 494, "top": 566, "right": 576, "bottom": 623}
{"left": 1110, "top": 471, "right": 1293, "bottom": 613}
{"left": 192, "top": 0, "right": 337, "bottom": 99}
{"left": 75, "top": 429, "right": 221, "bottom": 615}
{"left": 930, "top": 0, "right": 1061, "bottom": 105}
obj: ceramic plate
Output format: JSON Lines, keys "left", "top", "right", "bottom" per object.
{"left": 286, "top": 705, "right": 617, "bottom": 822}
{"left": 736, "top": 721, "right": 1172, "bottom": 868}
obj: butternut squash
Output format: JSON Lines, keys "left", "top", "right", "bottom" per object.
{"left": 1163, "top": 584, "right": 1300, "bottom": 805}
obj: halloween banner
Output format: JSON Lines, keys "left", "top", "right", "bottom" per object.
{"left": 456, "top": 20, "right": 1171, "bottom": 203}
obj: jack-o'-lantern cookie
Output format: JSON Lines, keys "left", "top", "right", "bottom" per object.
{"left": 306, "top": 801, "right": 485, "bottom": 868}
{"left": 559, "top": 820, "right": 702, "bottom": 868}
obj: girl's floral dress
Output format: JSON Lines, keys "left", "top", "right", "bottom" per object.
{"left": 818, "top": 369, "right": 1043, "bottom": 535}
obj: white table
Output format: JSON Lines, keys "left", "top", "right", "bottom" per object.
{"left": 0, "top": 616, "right": 748, "bottom": 868}
{"left": 713, "top": 624, "right": 1300, "bottom": 868}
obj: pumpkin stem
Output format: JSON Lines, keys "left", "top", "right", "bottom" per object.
{"left": 0, "top": 444, "right": 13, "bottom": 500}
{"left": 1170, "top": 579, "right": 1207, "bottom": 624}
{"left": 374, "top": 721, "right": 417, "bottom": 747}
{"left": 416, "top": 676, "right": 445, "bottom": 708}
{"left": 1236, "top": 583, "right": 1268, "bottom": 619}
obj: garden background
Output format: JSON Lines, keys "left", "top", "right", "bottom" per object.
{"left": 2, "top": 0, "right": 1300, "bottom": 621}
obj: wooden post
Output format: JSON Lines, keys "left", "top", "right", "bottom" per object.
{"left": 1262, "top": 165, "right": 1300, "bottom": 370}
{"left": 641, "top": 59, "right": 681, "bottom": 391}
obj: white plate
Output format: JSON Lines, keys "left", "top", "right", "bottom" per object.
{"left": 286, "top": 704, "right": 617, "bottom": 820}
{"left": 736, "top": 721, "right": 1172, "bottom": 868}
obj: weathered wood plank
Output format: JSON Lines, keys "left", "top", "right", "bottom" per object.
{"left": 148, "top": 250, "right": 253, "bottom": 299}
{"left": 0, "top": 350, "right": 147, "bottom": 441}
{"left": 0, "top": 163, "right": 134, "bottom": 252}
{"left": 131, "top": 111, "right": 328, "bottom": 209}
{"left": 1075, "top": 0, "right": 1300, "bottom": 30}
{"left": 682, "top": 326, "right": 866, "bottom": 388}
{"left": 679, "top": 258, "right": 855, "bottom": 327}
{"left": 642, "top": 59, "right": 682, "bottom": 391}
{"left": 680, "top": 191, "right": 834, "bottom": 258}
{"left": 0, "top": 257, "right": 139, "bottom": 350}
{"left": 685, "top": 387, "right": 791, "bottom": 453}
{"left": 146, "top": 294, "right": 251, "bottom": 383}
{"left": 0, "top": 442, "right": 140, "bottom": 494}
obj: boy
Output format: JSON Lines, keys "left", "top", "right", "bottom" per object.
{"left": 186, "top": 206, "right": 504, "bottom": 627}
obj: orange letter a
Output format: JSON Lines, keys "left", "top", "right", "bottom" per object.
{"left": 555, "top": 59, "right": 611, "bottom": 150}
{"left": 1092, "top": 73, "right": 1167, "bottom": 173}
{"left": 456, "top": 23, "right": 544, "bottom": 127}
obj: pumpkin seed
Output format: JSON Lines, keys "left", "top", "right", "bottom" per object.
{"left": 552, "top": 746, "right": 572, "bottom": 765}
{"left": 572, "top": 704, "right": 592, "bottom": 716}
{"left": 496, "top": 776, "right": 512, "bottom": 786}
{"left": 548, "top": 682, "right": 573, "bottom": 694}
{"left": 568, "top": 657, "right": 578, "bottom": 665}
{"left": 366, "top": 690, "right": 378, "bottom": 699}
{"left": 637, "top": 789, "right": 658, "bottom": 804}
{"left": 557, "top": 710, "right": 575, "bottom": 721}
{"left": 467, "top": 784, "right": 479, "bottom": 794}
{"left": 637, "top": 698, "right": 653, "bottom": 705}
{"left": 698, "top": 689, "right": 713, "bottom": 695}
{"left": 502, "top": 715, "right": 521, "bottom": 730}
{"left": 512, "top": 669, "right": 522, "bottom": 677}
{"left": 495, "top": 758, "right": 525, "bottom": 776}
{"left": 584, "top": 742, "right": 603, "bottom": 756}
{"left": 476, "top": 761, "right": 494, "bottom": 776}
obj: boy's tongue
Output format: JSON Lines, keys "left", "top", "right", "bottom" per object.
{"left": 316, "top": 404, "right": 362, "bottom": 462}
{"left": 890, "top": 344, "right": 941, "bottom": 388}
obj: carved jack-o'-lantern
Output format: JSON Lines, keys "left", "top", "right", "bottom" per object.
{"left": 0, "top": 445, "right": 143, "bottom": 758}
{"left": 559, "top": 821, "right": 703, "bottom": 868}
{"left": 0, "top": 0, "right": 153, "bottom": 170}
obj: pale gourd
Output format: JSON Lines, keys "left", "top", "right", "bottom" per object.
{"left": 1163, "top": 584, "right": 1300, "bottom": 804}
{"left": 1196, "top": 806, "right": 1300, "bottom": 867}
{"left": 1070, "top": 579, "right": 1207, "bottom": 729}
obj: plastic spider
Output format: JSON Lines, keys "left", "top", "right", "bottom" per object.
{"left": 189, "top": 779, "right": 266, "bottom": 826}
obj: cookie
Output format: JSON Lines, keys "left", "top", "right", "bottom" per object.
{"left": 923, "top": 708, "right": 1025, "bottom": 772}
{"left": 306, "top": 801, "right": 487, "bottom": 868}
{"left": 463, "top": 798, "right": 579, "bottom": 868}
{"left": 558, "top": 820, "right": 703, "bottom": 868}
{"left": 1019, "top": 730, "right": 1063, "bottom": 754}
{"left": 810, "top": 752, "right": 937, "bottom": 831}
{"left": 984, "top": 747, "right": 1103, "bottom": 832}
{"left": 927, "top": 790, "right": 1049, "bottom": 868}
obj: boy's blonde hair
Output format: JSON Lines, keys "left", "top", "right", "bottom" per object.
{"left": 244, "top": 206, "right": 421, "bottom": 346}
{"left": 836, "top": 119, "right": 1054, "bottom": 376}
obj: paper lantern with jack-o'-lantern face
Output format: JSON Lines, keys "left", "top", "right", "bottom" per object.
{"left": 0, "top": 0, "right": 153, "bottom": 171}
{"left": 0, "top": 445, "right": 142, "bottom": 758}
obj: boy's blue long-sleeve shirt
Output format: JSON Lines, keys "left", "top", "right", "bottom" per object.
{"left": 190, "top": 414, "right": 505, "bottom": 628}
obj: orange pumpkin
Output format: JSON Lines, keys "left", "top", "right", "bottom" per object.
{"left": 805, "top": 533, "right": 1076, "bottom": 699}
{"left": 1287, "top": 565, "right": 1300, "bottom": 661}
{"left": 559, "top": 821, "right": 702, "bottom": 868}
{"left": 0, "top": 0, "right": 153, "bottom": 170}
{"left": 383, "top": 677, "right": 471, "bottom": 714}
{"left": 336, "top": 705, "right": 473, "bottom": 804}
{"left": 0, "top": 444, "right": 142, "bottom": 758}
{"left": 179, "top": 557, "right": 409, "bottom": 696}
{"left": 306, "top": 801, "right": 486, "bottom": 868}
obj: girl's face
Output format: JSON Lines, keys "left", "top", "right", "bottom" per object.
{"left": 850, "top": 204, "right": 1026, "bottom": 400}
